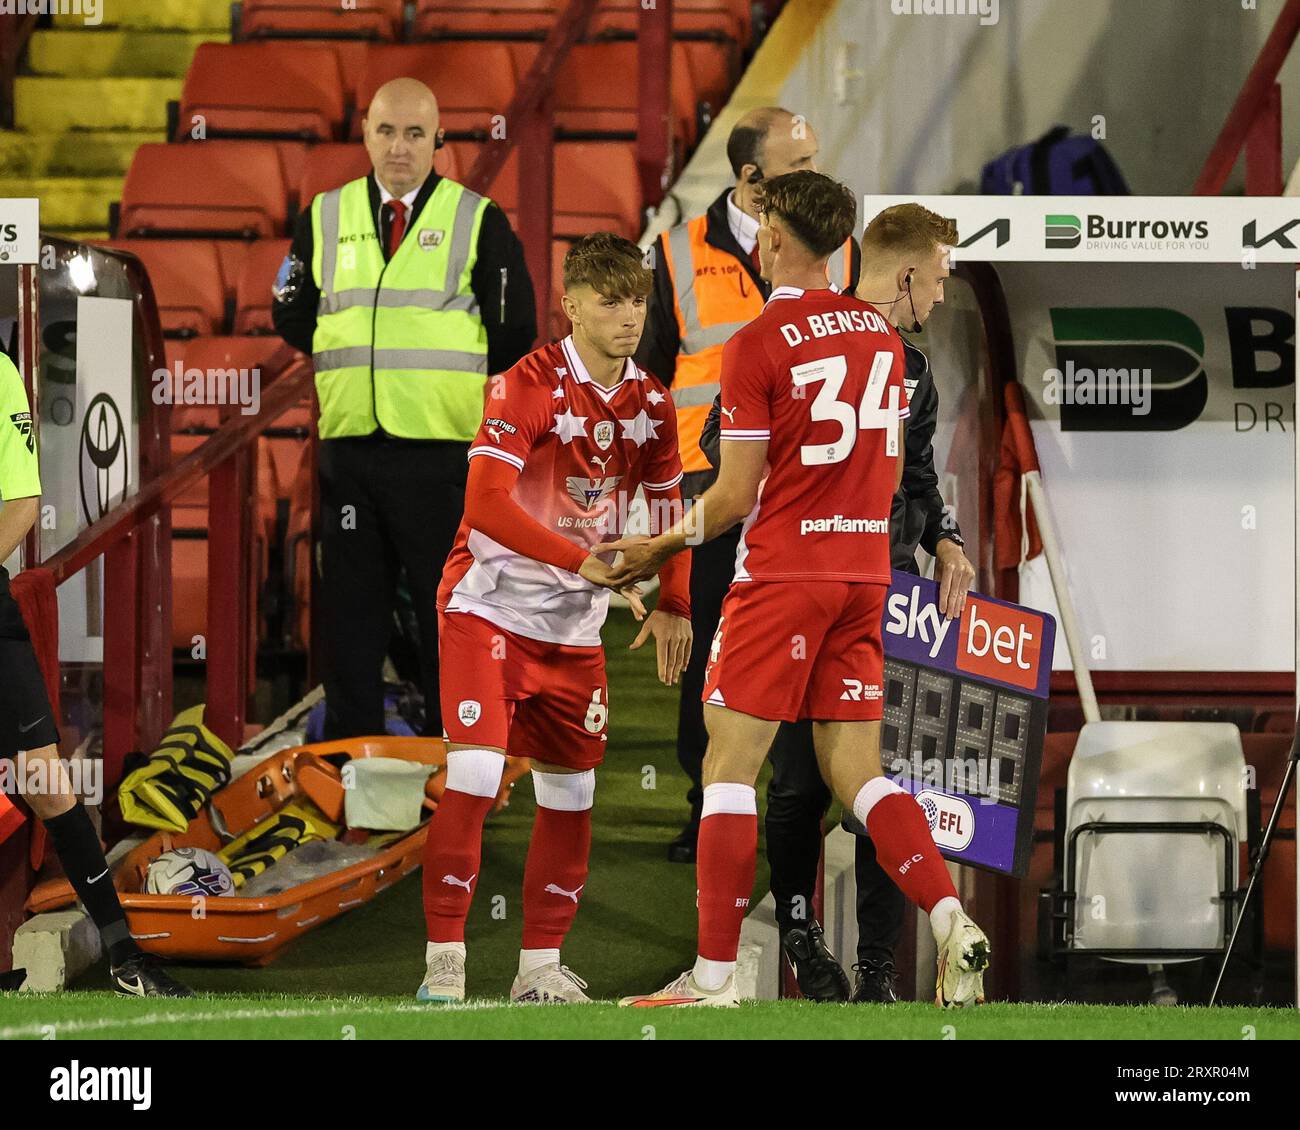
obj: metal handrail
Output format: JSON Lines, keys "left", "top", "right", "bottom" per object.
{"left": 1193, "top": 0, "right": 1300, "bottom": 195}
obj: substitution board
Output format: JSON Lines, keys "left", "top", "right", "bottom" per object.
{"left": 845, "top": 571, "right": 1055, "bottom": 879}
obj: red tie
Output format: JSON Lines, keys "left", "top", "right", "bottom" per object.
{"left": 386, "top": 199, "right": 408, "bottom": 258}
{"left": 749, "top": 244, "right": 761, "bottom": 274}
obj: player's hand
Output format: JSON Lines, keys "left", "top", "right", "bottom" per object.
{"left": 579, "top": 555, "right": 645, "bottom": 614}
{"left": 602, "top": 535, "right": 670, "bottom": 587}
{"left": 935, "top": 538, "right": 975, "bottom": 619}
{"left": 622, "top": 585, "right": 648, "bottom": 621}
{"left": 629, "top": 610, "right": 693, "bottom": 686}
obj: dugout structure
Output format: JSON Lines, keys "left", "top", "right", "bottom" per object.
{"left": 862, "top": 193, "right": 1300, "bottom": 1001}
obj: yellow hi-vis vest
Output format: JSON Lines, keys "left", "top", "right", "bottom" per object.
{"left": 310, "top": 176, "right": 491, "bottom": 440}
{"left": 661, "top": 216, "right": 854, "bottom": 473}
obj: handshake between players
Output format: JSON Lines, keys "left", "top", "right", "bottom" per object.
{"left": 417, "top": 173, "right": 989, "bottom": 1008}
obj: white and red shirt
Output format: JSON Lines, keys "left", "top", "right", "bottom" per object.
{"left": 718, "top": 286, "right": 909, "bottom": 585}
{"left": 440, "top": 336, "right": 683, "bottom": 646}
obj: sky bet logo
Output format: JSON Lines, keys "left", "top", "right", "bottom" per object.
{"left": 885, "top": 583, "right": 1043, "bottom": 692}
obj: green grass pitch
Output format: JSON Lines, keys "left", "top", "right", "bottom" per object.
{"left": 3, "top": 996, "right": 1298, "bottom": 1041}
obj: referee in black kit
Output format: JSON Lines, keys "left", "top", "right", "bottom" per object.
{"left": 273, "top": 78, "right": 536, "bottom": 740}
{"left": 0, "top": 351, "right": 190, "bottom": 996}
{"left": 700, "top": 203, "right": 976, "bottom": 1002}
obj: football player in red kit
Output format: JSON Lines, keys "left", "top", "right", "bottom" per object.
{"left": 605, "top": 173, "right": 990, "bottom": 1008}
{"left": 417, "top": 233, "right": 693, "bottom": 1004}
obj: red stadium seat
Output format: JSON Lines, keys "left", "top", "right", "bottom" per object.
{"left": 297, "top": 143, "right": 373, "bottom": 205}
{"left": 169, "top": 429, "right": 278, "bottom": 651}
{"left": 178, "top": 42, "right": 347, "bottom": 142}
{"left": 99, "top": 239, "right": 227, "bottom": 338}
{"left": 681, "top": 39, "right": 740, "bottom": 118}
{"left": 234, "top": 239, "right": 293, "bottom": 335}
{"left": 119, "top": 142, "right": 289, "bottom": 239}
{"left": 589, "top": 0, "right": 748, "bottom": 42}
{"left": 162, "top": 335, "right": 287, "bottom": 431}
{"left": 464, "top": 141, "right": 643, "bottom": 239}
{"left": 241, "top": 0, "right": 406, "bottom": 41}
{"left": 353, "top": 43, "right": 518, "bottom": 138}
{"left": 527, "top": 41, "right": 698, "bottom": 147}
{"left": 414, "top": 0, "right": 750, "bottom": 43}
{"left": 413, "top": 0, "right": 562, "bottom": 40}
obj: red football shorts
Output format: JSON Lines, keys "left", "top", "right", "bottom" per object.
{"left": 438, "top": 610, "right": 610, "bottom": 769}
{"left": 702, "top": 580, "right": 887, "bottom": 723}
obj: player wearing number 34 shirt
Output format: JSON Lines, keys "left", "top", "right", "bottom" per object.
{"left": 606, "top": 172, "right": 990, "bottom": 1010}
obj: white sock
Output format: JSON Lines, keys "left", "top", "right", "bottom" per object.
{"left": 700, "top": 781, "right": 757, "bottom": 818}
{"left": 426, "top": 940, "right": 466, "bottom": 961}
{"left": 929, "top": 896, "right": 962, "bottom": 940}
{"left": 519, "top": 947, "right": 560, "bottom": 977}
{"left": 692, "top": 955, "right": 734, "bottom": 991}
{"left": 851, "top": 776, "right": 903, "bottom": 827}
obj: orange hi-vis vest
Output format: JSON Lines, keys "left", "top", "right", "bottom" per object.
{"left": 661, "top": 214, "right": 854, "bottom": 474}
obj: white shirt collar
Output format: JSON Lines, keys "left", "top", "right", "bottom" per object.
{"left": 378, "top": 177, "right": 424, "bottom": 211}
{"left": 765, "top": 284, "right": 842, "bottom": 306}
{"left": 560, "top": 336, "right": 638, "bottom": 400}
{"left": 726, "top": 192, "right": 760, "bottom": 255}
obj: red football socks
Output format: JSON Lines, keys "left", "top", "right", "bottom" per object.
{"left": 695, "top": 784, "right": 758, "bottom": 962}
{"left": 864, "top": 790, "right": 958, "bottom": 913}
{"left": 421, "top": 788, "right": 496, "bottom": 943}
{"left": 522, "top": 805, "right": 592, "bottom": 949}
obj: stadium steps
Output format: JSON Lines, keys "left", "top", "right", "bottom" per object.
{"left": 10, "top": 2, "right": 228, "bottom": 237}
{"left": 0, "top": 176, "right": 123, "bottom": 232}
{"left": 0, "top": 129, "right": 159, "bottom": 177}
{"left": 50, "top": 0, "right": 230, "bottom": 30}
{"left": 13, "top": 77, "right": 182, "bottom": 132}
{"left": 27, "top": 29, "right": 217, "bottom": 77}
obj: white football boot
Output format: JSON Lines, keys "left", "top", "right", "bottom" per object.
{"left": 934, "top": 907, "right": 990, "bottom": 1009}
{"left": 416, "top": 944, "right": 466, "bottom": 1003}
{"left": 510, "top": 963, "right": 592, "bottom": 1004}
{"left": 619, "top": 969, "right": 739, "bottom": 1008}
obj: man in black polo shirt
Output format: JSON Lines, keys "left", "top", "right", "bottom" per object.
{"left": 700, "top": 203, "right": 976, "bottom": 1002}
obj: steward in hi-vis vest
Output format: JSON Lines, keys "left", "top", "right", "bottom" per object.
{"left": 633, "top": 106, "right": 860, "bottom": 861}
{"left": 309, "top": 175, "right": 491, "bottom": 441}
{"left": 272, "top": 78, "right": 536, "bottom": 742}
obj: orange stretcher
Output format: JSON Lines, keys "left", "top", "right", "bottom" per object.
{"left": 25, "top": 737, "right": 529, "bottom": 965}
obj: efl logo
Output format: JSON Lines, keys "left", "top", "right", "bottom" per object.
{"left": 917, "top": 790, "right": 974, "bottom": 851}
{"left": 955, "top": 599, "right": 1042, "bottom": 690}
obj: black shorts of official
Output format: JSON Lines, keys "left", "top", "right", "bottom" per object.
{"left": 0, "top": 636, "right": 61, "bottom": 761}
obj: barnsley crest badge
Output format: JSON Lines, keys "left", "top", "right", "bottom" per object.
{"left": 593, "top": 420, "right": 615, "bottom": 450}
{"left": 419, "top": 229, "right": 445, "bottom": 251}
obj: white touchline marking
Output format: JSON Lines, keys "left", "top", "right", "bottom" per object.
{"left": 0, "top": 999, "right": 527, "bottom": 1040}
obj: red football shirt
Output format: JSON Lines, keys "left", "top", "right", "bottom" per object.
{"left": 440, "top": 336, "right": 683, "bottom": 646}
{"left": 717, "top": 286, "right": 908, "bottom": 584}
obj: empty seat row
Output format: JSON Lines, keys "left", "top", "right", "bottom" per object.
{"left": 176, "top": 40, "right": 711, "bottom": 149}
{"left": 238, "top": 0, "right": 753, "bottom": 46}
{"left": 116, "top": 138, "right": 645, "bottom": 241}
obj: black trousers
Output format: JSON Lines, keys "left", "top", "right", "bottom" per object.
{"left": 675, "top": 520, "right": 743, "bottom": 817}
{"left": 318, "top": 436, "right": 468, "bottom": 740}
{"left": 767, "top": 720, "right": 906, "bottom": 963}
